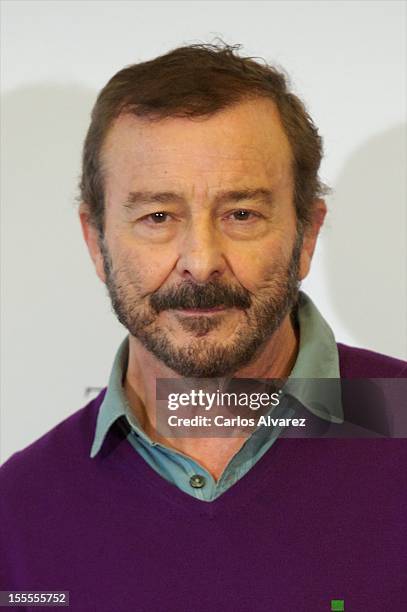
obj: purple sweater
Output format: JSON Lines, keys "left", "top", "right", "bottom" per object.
{"left": 1, "top": 344, "right": 406, "bottom": 612}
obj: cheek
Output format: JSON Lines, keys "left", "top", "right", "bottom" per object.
{"left": 116, "top": 244, "right": 177, "bottom": 293}
{"left": 228, "top": 252, "right": 273, "bottom": 292}
{"left": 227, "top": 241, "right": 290, "bottom": 291}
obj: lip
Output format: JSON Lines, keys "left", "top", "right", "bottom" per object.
{"left": 173, "top": 307, "right": 228, "bottom": 316}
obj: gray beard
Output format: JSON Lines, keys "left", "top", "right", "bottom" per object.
{"left": 101, "top": 233, "right": 302, "bottom": 378}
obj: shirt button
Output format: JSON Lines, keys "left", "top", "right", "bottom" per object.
{"left": 189, "top": 474, "right": 206, "bottom": 489}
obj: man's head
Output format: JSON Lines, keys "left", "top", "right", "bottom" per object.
{"left": 79, "top": 43, "right": 327, "bottom": 377}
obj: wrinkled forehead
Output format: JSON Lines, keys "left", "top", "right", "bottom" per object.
{"left": 101, "top": 98, "right": 294, "bottom": 196}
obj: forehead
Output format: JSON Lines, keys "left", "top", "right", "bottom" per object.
{"left": 101, "top": 97, "right": 293, "bottom": 195}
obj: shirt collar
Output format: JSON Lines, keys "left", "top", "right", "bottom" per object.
{"left": 285, "top": 292, "right": 343, "bottom": 424}
{"left": 90, "top": 337, "right": 131, "bottom": 458}
{"left": 90, "top": 290, "right": 343, "bottom": 458}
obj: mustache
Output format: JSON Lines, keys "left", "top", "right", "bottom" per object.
{"left": 149, "top": 281, "right": 252, "bottom": 313}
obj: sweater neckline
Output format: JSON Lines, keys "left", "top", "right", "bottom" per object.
{"left": 97, "top": 410, "right": 291, "bottom": 518}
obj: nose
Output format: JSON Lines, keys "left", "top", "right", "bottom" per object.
{"left": 175, "top": 218, "right": 227, "bottom": 284}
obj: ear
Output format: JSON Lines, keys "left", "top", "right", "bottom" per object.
{"left": 79, "top": 204, "right": 106, "bottom": 283}
{"left": 298, "top": 199, "right": 327, "bottom": 280}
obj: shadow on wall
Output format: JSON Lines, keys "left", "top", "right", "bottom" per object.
{"left": 323, "top": 124, "right": 407, "bottom": 359}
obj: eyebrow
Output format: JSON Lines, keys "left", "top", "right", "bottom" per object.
{"left": 123, "top": 188, "right": 274, "bottom": 209}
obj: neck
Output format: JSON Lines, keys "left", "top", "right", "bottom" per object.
{"left": 123, "top": 313, "right": 299, "bottom": 480}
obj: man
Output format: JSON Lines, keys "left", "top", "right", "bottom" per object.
{"left": 1, "top": 43, "right": 406, "bottom": 612}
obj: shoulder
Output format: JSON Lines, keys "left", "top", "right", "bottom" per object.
{"left": 0, "top": 389, "right": 106, "bottom": 490}
{"left": 337, "top": 343, "right": 407, "bottom": 378}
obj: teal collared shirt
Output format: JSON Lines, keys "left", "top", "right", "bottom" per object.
{"left": 90, "top": 291, "right": 342, "bottom": 501}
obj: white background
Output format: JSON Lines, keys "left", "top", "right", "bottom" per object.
{"left": 1, "top": 0, "right": 406, "bottom": 463}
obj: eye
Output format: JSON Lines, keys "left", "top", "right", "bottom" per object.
{"left": 146, "top": 212, "right": 169, "bottom": 224}
{"left": 229, "top": 209, "right": 261, "bottom": 221}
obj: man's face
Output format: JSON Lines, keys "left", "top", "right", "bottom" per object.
{"left": 83, "top": 98, "right": 320, "bottom": 377}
